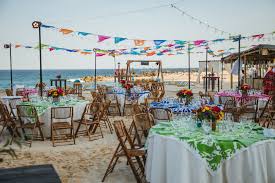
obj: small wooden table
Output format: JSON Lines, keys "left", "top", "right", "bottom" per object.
{"left": 203, "top": 76, "right": 220, "bottom": 92}
{"left": 50, "top": 78, "right": 67, "bottom": 90}
{"left": 0, "top": 164, "right": 61, "bottom": 183}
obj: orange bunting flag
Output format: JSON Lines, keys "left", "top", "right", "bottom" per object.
{"left": 15, "top": 44, "right": 21, "bottom": 48}
{"left": 80, "top": 52, "right": 92, "bottom": 55}
{"left": 146, "top": 51, "right": 156, "bottom": 56}
{"left": 168, "top": 53, "right": 174, "bottom": 56}
{"left": 59, "top": 28, "right": 74, "bottom": 35}
{"left": 217, "top": 50, "right": 224, "bottom": 52}
{"left": 134, "top": 40, "right": 145, "bottom": 46}
{"left": 144, "top": 46, "right": 150, "bottom": 51}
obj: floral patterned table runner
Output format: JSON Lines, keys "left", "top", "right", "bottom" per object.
{"left": 149, "top": 121, "right": 274, "bottom": 174}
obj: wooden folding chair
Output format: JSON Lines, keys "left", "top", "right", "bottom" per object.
{"left": 132, "top": 103, "right": 148, "bottom": 115}
{"left": 74, "top": 102, "right": 104, "bottom": 140}
{"left": 223, "top": 99, "right": 237, "bottom": 121}
{"left": 132, "top": 113, "right": 153, "bottom": 148}
{"left": 50, "top": 107, "right": 75, "bottom": 147}
{"left": 102, "top": 120, "right": 146, "bottom": 183}
{"left": 240, "top": 97, "right": 259, "bottom": 122}
{"left": 149, "top": 108, "right": 172, "bottom": 122}
{"left": 0, "top": 103, "right": 21, "bottom": 143}
{"left": 17, "top": 105, "right": 44, "bottom": 147}
{"left": 100, "top": 100, "right": 113, "bottom": 134}
{"left": 105, "top": 93, "right": 121, "bottom": 116}
{"left": 9, "top": 98, "right": 21, "bottom": 119}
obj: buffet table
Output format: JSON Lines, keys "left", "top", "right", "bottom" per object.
{"left": 146, "top": 120, "right": 275, "bottom": 183}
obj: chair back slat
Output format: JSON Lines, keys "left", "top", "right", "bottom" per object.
{"left": 149, "top": 108, "right": 172, "bottom": 121}
{"left": 17, "top": 105, "right": 39, "bottom": 124}
{"left": 51, "top": 107, "right": 73, "bottom": 120}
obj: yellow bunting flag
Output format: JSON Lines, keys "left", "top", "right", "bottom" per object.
{"left": 59, "top": 28, "right": 74, "bottom": 35}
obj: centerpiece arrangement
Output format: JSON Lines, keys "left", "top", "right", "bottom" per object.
{"left": 48, "top": 88, "right": 64, "bottom": 102}
{"left": 176, "top": 88, "right": 193, "bottom": 105}
{"left": 196, "top": 105, "right": 224, "bottom": 131}
{"left": 120, "top": 79, "right": 133, "bottom": 95}
{"left": 240, "top": 83, "right": 251, "bottom": 96}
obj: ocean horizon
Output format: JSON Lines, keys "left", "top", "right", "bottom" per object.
{"left": 0, "top": 68, "right": 199, "bottom": 89}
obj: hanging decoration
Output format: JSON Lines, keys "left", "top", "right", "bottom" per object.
{"left": 39, "top": 23, "right": 275, "bottom": 49}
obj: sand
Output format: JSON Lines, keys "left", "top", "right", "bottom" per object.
{"left": 0, "top": 71, "right": 239, "bottom": 183}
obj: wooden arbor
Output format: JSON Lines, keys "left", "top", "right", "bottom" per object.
{"left": 125, "top": 60, "right": 164, "bottom": 83}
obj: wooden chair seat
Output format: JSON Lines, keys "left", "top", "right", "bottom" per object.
{"left": 52, "top": 122, "right": 71, "bottom": 129}
{"left": 51, "top": 107, "right": 75, "bottom": 147}
{"left": 116, "top": 149, "right": 145, "bottom": 157}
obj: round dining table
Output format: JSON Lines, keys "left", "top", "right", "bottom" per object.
{"left": 20, "top": 99, "right": 89, "bottom": 137}
{"left": 145, "top": 120, "right": 275, "bottom": 183}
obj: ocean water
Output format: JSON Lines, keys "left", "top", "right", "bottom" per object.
{"left": 0, "top": 68, "right": 198, "bottom": 89}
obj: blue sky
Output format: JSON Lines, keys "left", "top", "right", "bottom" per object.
{"left": 0, "top": 0, "right": 274, "bottom": 70}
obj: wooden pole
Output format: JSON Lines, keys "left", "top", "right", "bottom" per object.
{"left": 188, "top": 44, "right": 191, "bottom": 89}
{"left": 205, "top": 48, "right": 208, "bottom": 94}
{"left": 230, "top": 59, "right": 233, "bottom": 89}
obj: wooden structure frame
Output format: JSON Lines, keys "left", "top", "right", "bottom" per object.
{"left": 125, "top": 60, "right": 164, "bottom": 83}
{"left": 223, "top": 44, "right": 275, "bottom": 89}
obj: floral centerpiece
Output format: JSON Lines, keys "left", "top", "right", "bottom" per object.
{"left": 120, "top": 80, "right": 133, "bottom": 95}
{"left": 176, "top": 89, "right": 193, "bottom": 105}
{"left": 48, "top": 88, "right": 64, "bottom": 102}
{"left": 240, "top": 83, "right": 251, "bottom": 95}
{"left": 196, "top": 105, "right": 224, "bottom": 131}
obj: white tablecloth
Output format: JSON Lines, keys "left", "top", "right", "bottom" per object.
{"left": 146, "top": 134, "right": 275, "bottom": 183}
{"left": 39, "top": 102, "right": 88, "bottom": 137}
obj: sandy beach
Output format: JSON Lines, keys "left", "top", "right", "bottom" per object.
{"left": 0, "top": 71, "right": 239, "bottom": 183}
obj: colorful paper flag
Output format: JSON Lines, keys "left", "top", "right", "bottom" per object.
{"left": 96, "top": 53, "right": 105, "bottom": 57}
{"left": 78, "top": 32, "right": 91, "bottom": 36}
{"left": 174, "top": 40, "right": 186, "bottom": 45}
{"left": 154, "top": 40, "right": 166, "bottom": 46}
{"left": 41, "top": 24, "right": 56, "bottom": 29}
{"left": 59, "top": 28, "right": 74, "bottom": 35}
{"left": 114, "top": 37, "right": 127, "bottom": 44}
{"left": 252, "top": 34, "right": 264, "bottom": 39}
{"left": 134, "top": 40, "right": 145, "bottom": 46}
{"left": 98, "top": 35, "right": 111, "bottom": 42}
{"left": 194, "top": 40, "right": 206, "bottom": 46}
{"left": 146, "top": 51, "right": 156, "bottom": 56}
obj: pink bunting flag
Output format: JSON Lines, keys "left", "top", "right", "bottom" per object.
{"left": 49, "top": 47, "right": 54, "bottom": 51}
{"left": 252, "top": 34, "right": 264, "bottom": 39}
{"left": 96, "top": 53, "right": 105, "bottom": 57}
{"left": 167, "top": 44, "right": 175, "bottom": 47}
{"left": 194, "top": 40, "right": 205, "bottom": 46}
{"left": 98, "top": 35, "right": 111, "bottom": 42}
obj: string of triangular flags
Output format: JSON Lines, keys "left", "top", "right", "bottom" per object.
{"left": 2, "top": 42, "right": 256, "bottom": 57}
{"left": 41, "top": 23, "right": 275, "bottom": 47}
